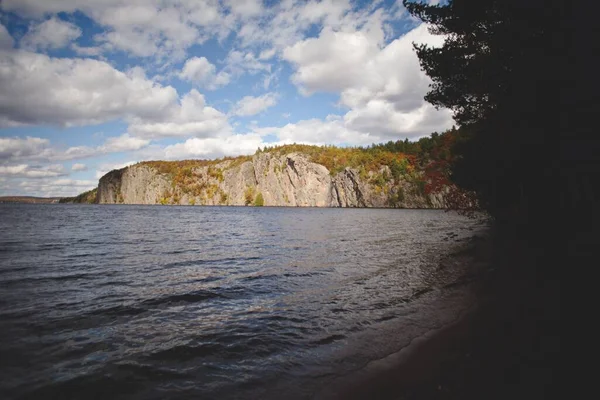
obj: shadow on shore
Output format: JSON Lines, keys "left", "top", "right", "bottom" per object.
{"left": 334, "top": 226, "right": 560, "bottom": 400}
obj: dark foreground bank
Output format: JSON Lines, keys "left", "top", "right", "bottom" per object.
{"left": 321, "top": 228, "right": 560, "bottom": 400}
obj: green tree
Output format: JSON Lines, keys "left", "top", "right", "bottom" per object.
{"left": 404, "top": 0, "right": 576, "bottom": 228}
{"left": 244, "top": 186, "right": 255, "bottom": 206}
{"left": 254, "top": 192, "right": 264, "bottom": 206}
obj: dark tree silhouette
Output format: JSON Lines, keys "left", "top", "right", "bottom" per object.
{"left": 404, "top": 0, "right": 589, "bottom": 241}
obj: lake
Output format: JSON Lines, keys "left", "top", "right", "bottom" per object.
{"left": 0, "top": 204, "right": 486, "bottom": 399}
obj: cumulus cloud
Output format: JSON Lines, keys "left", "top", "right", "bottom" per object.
{"left": 232, "top": 93, "right": 278, "bottom": 116}
{"left": 258, "top": 48, "right": 276, "bottom": 60}
{"left": 0, "top": 51, "right": 177, "bottom": 127}
{"left": 164, "top": 134, "right": 264, "bottom": 160}
{"left": 0, "top": 1, "right": 230, "bottom": 60}
{"left": 71, "top": 43, "right": 103, "bottom": 57}
{"left": 0, "top": 164, "right": 66, "bottom": 178}
{"left": 59, "top": 146, "right": 97, "bottom": 161}
{"left": 2, "top": 177, "right": 97, "bottom": 197}
{"left": 253, "top": 115, "right": 376, "bottom": 146}
{"left": 127, "top": 89, "right": 229, "bottom": 139}
{"left": 284, "top": 28, "right": 380, "bottom": 95}
{"left": 0, "top": 134, "right": 150, "bottom": 164}
{"left": 0, "top": 23, "right": 14, "bottom": 50}
{"left": 0, "top": 49, "right": 227, "bottom": 139}
{"left": 0, "top": 136, "right": 51, "bottom": 162}
{"left": 224, "top": 50, "right": 271, "bottom": 76}
{"left": 0, "top": 0, "right": 398, "bottom": 64}
{"left": 283, "top": 23, "right": 452, "bottom": 139}
{"left": 52, "top": 134, "right": 150, "bottom": 160}
{"left": 98, "top": 134, "right": 150, "bottom": 153}
{"left": 20, "top": 17, "right": 82, "bottom": 50}
{"left": 234, "top": 0, "right": 359, "bottom": 50}
{"left": 179, "top": 56, "right": 231, "bottom": 90}
{"left": 224, "top": 0, "right": 263, "bottom": 19}
{"left": 71, "top": 163, "right": 87, "bottom": 171}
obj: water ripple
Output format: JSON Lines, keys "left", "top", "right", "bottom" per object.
{"left": 0, "top": 204, "right": 487, "bottom": 400}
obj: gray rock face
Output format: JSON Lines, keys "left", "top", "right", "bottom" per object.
{"left": 98, "top": 165, "right": 171, "bottom": 204}
{"left": 97, "top": 152, "right": 447, "bottom": 208}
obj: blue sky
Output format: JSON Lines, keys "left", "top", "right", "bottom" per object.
{"left": 0, "top": 0, "right": 452, "bottom": 197}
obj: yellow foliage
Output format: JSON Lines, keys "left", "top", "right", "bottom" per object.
{"left": 254, "top": 192, "right": 264, "bottom": 206}
{"left": 244, "top": 186, "right": 255, "bottom": 205}
{"left": 260, "top": 144, "right": 412, "bottom": 176}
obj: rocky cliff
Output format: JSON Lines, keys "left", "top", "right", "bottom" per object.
{"left": 96, "top": 150, "right": 446, "bottom": 208}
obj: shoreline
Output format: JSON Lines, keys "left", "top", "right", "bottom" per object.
{"left": 316, "top": 227, "right": 558, "bottom": 400}
{"left": 312, "top": 231, "right": 493, "bottom": 400}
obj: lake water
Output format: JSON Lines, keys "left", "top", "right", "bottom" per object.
{"left": 0, "top": 204, "right": 486, "bottom": 399}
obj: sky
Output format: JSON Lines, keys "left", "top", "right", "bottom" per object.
{"left": 0, "top": 0, "right": 452, "bottom": 197}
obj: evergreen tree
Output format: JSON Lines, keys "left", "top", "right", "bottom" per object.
{"left": 404, "top": 0, "right": 583, "bottom": 231}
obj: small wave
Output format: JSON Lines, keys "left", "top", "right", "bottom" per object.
{"left": 65, "top": 252, "right": 108, "bottom": 259}
{"left": 412, "top": 287, "right": 433, "bottom": 297}
{"left": 142, "top": 290, "right": 225, "bottom": 307}
{"left": 188, "top": 275, "right": 223, "bottom": 284}
{"left": 0, "top": 273, "right": 97, "bottom": 285}
{"left": 87, "top": 304, "right": 146, "bottom": 318}
{"left": 260, "top": 315, "right": 306, "bottom": 324}
{"left": 19, "top": 362, "right": 188, "bottom": 400}
{"left": 0, "top": 265, "right": 29, "bottom": 274}
{"left": 241, "top": 273, "right": 279, "bottom": 282}
{"left": 148, "top": 343, "right": 223, "bottom": 361}
{"left": 162, "top": 255, "right": 262, "bottom": 270}
{"left": 312, "top": 334, "right": 346, "bottom": 345}
{"left": 0, "top": 308, "right": 39, "bottom": 320}
{"left": 330, "top": 308, "right": 349, "bottom": 314}
{"left": 282, "top": 271, "right": 327, "bottom": 278}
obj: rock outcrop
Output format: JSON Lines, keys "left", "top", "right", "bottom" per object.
{"left": 97, "top": 152, "right": 446, "bottom": 208}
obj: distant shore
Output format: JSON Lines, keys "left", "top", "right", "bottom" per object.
{"left": 0, "top": 196, "right": 61, "bottom": 204}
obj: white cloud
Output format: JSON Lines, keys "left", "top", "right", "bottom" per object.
{"left": 48, "top": 178, "right": 96, "bottom": 187}
{"left": 4, "top": 177, "right": 97, "bottom": 197}
{"left": 164, "top": 134, "right": 264, "bottom": 160}
{"left": 253, "top": 116, "right": 376, "bottom": 146}
{"left": 0, "top": 48, "right": 228, "bottom": 140}
{"left": 0, "top": 134, "right": 149, "bottom": 164}
{"left": 98, "top": 134, "right": 150, "bottom": 153}
{"left": 0, "top": 0, "right": 400, "bottom": 64}
{"left": 282, "top": 23, "right": 452, "bottom": 139}
{"left": 224, "top": 0, "right": 263, "bottom": 18}
{"left": 127, "top": 89, "right": 229, "bottom": 139}
{"left": 21, "top": 17, "right": 82, "bottom": 50}
{"left": 0, "top": 23, "right": 14, "bottom": 50}
{"left": 343, "top": 101, "right": 452, "bottom": 138}
{"left": 1, "top": 1, "right": 228, "bottom": 61}
{"left": 224, "top": 50, "right": 271, "bottom": 76}
{"left": 59, "top": 146, "right": 97, "bottom": 161}
{"left": 0, "top": 50, "right": 177, "bottom": 127}
{"left": 179, "top": 56, "right": 231, "bottom": 90}
{"left": 0, "top": 164, "right": 66, "bottom": 178}
{"left": 284, "top": 28, "right": 380, "bottom": 95}
{"left": 72, "top": 163, "right": 87, "bottom": 171}
{"left": 258, "top": 48, "right": 276, "bottom": 60}
{"left": 71, "top": 43, "right": 103, "bottom": 56}
{"left": 232, "top": 93, "right": 278, "bottom": 116}
{"left": 234, "top": 0, "right": 353, "bottom": 49}
{"left": 0, "top": 136, "right": 51, "bottom": 161}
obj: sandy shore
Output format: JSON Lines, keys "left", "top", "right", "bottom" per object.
{"left": 315, "top": 229, "right": 559, "bottom": 400}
